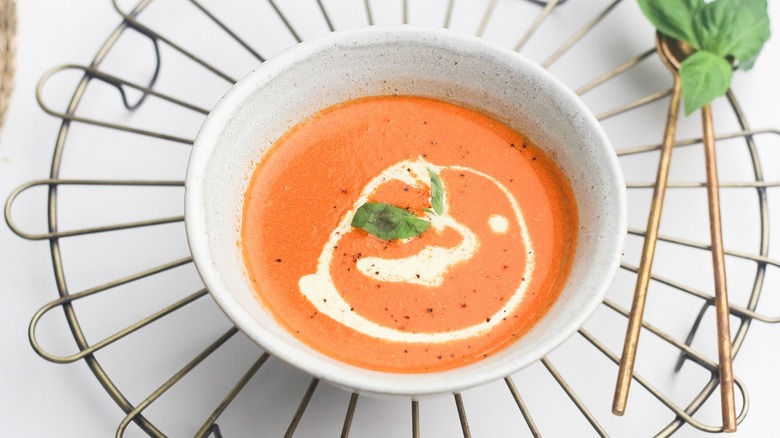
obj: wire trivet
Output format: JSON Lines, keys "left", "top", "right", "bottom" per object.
{"left": 6, "top": 0, "right": 780, "bottom": 436}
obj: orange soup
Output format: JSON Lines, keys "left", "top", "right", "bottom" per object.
{"left": 242, "top": 96, "right": 577, "bottom": 373}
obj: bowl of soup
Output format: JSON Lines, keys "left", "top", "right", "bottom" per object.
{"left": 185, "top": 26, "right": 626, "bottom": 397}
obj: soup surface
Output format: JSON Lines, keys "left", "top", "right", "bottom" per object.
{"left": 242, "top": 96, "right": 578, "bottom": 372}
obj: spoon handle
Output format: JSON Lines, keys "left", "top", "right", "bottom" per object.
{"left": 612, "top": 76, "right": 681, "bottom": 416}
{"left": 702, "top": 103, "right": 737, "bottom": 432}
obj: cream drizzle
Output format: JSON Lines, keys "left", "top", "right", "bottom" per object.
{"left": 298, "top": 157, "right": 534, "bottom": 343}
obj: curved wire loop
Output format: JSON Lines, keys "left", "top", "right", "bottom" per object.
{"left": 36, "top": 65, "right": 201, "bottom": 144}
{"left": 28, "top": 258, "right": 195, "bottom": 363}
{"left": 5, "top": 179, "right": 184, "bottom": 240}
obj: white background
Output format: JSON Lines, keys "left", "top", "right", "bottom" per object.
{"left": 1, "top": 1, "right": 779, "bottom": 437}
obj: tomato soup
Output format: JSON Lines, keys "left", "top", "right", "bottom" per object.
{"left": 242, "top": 96, "right": 578, "bottom": 373}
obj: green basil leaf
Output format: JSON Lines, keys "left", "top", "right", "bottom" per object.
{"left": 718, "top": 0, "right": 769, "bottom": 70}
{"left": 428, "top": 168, "right": 445, "bottom": 216}
{"left": 351, "top": 202, "right": 431, "bottom": 241}
{"left": 637, "top": 0, "right": 702, "bottom": 48}
{"left": 692, "top": 0, "right": 770, "bottom": 70}
{"left": 680, "top": 51, "right": 733, "bottom": 115}
{"left": 691, "top": 0, "right": 733, "bottom": 56}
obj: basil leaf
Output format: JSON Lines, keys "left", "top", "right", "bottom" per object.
{"left": 637, "top": 0, "right": 702, "bottom": 48}
{"left": 680, "top": 51, "right": 733, "bottom": 115}
{"left": 351, "top": 202, "right": 430, "bottom": 241}
{"left": 692, "top": 0, "right": 770, "bottom": 70}
{"left": 716, "top": 0, "right": 768, "bottom": 70}
{"left": 691, "top": 0, "right": 733, "bottom": 56}
{"left": 428, "top": 168, "right": 445, "bottom": 216}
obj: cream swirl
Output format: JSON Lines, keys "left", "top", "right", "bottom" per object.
{"left": 298, "top": 157, "right": 534, "bottom": 343}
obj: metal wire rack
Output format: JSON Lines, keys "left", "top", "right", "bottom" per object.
{"left": 6, "top": 0, "right": 780, "bottom": 436}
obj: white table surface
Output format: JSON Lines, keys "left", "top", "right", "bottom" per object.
{"left": 2, "top": 1, "right": 779, "bottom": 437}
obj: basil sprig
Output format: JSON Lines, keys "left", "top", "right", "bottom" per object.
{"left": 352, "top": 168, "right": 445, "bottom": 241}
{"left": 637, "top": 0, "right": 770, "bottom": 115}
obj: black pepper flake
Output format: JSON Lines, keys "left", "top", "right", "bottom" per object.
{"left": 522, "top": 277, "right": 526, "bottom": 281}
{"left": 404, "top": 349, "right": 409, "bottom": 353}
{"left": 509, "top": 179, "right": 514, "bottom": 183}
{"left": 350, "top": 307, "right": 354, "bottom": 311}
{"left": 341, "top": 189, "right": 347, "bottom": 194}
{"left": 522, "top": 144, "right": 527, "bottom": 149}
{"left": 460, "top": 303, "right": 467, "bottom": 308}
{"left": 403, "top": 187, "right": 409, "bottom": 192}
{"left": 275, "top": 259, "right": 282, "bottom": 263}
{"left": 427, "top": 308, "right": 434, "bottom": 313}
{"left": 322, "top": 299, "right": 327, "bottom": 302}
{"left": 375, "top": 271, "right": 380, "bottom": 275}
{"left": 502, "top": 265, "right": 508, "bottom": 270}
{"left": 510, "top": 143, "right": 515, "bottom": 148}
{"left": 437, "top": 355, "right": 442, "bottom": 360}
{"left": 404, "top": 316, "right": 410, "bottom": 319}
{"left": 532, "top": 157, "right": 537, "bottom": 161}
{"left": 383, "top": 245, "right": 388, "bottom": 250}
{"left": 486, "top": 318, "right": 491, "bottom": 323}
{"left": 415, "top": 274, "right": 420, "bottom": 278}
{"left": 459, "top": 173, "right": 465, "bottom": 177}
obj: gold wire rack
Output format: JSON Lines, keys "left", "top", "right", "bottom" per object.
{"left": 6, "top": 0, "right": 780, "bottom": 436}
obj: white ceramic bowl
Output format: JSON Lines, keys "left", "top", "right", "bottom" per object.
{"left": 185, "top": 26, "right": 626, "bottom": 397}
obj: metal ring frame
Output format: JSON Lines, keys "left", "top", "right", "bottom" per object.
{"left": 6, "top": 0, "right": 779, "bottom": 436}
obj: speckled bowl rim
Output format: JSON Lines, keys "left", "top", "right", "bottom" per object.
{"left": 185, "top": 26, "right": 626, "bottom": 397}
